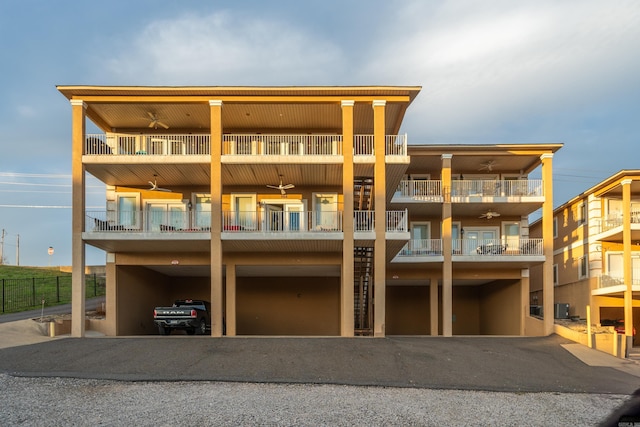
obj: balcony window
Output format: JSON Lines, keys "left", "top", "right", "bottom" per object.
{"left": 194, "top": 194, "right": 211, "bottom": 228}
{"left": 314, "top": 193, "right": 338, "bottom": 230}
{"left": 117, "top": 194, "right": 139, "bottom": 228}
{"left": 502, "top": 222, "right": 520, "bottom": 250}
{"left": 231, "top": 194, "right": 257, "bottom": 230}
{"left": 146, "top": 201, "right": 186, "bottom": 231}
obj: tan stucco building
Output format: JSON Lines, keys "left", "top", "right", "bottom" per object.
{"left": 530, "top": 171, "right": 640, "bottom": 351}
{"left": 58, "top": 85, "right": 561, "bottom": 338}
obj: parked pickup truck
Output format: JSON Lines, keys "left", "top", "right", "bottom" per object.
{"left": 153, "top": 299, "right": 211, "bottom": 335}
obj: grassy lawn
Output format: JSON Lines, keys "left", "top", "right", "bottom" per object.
{"left": 0, "top": 265, "right": 104, "bottom": 314}
{"left": 0, "top": 265, "right": 72, "bottom": 279}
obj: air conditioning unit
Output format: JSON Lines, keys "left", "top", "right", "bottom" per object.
{"left": 554, "top": 303, "right": 570, "bottom": 319}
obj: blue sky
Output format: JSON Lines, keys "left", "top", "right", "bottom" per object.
{"left": 1, "top": 0, "right": 639, "bottom": 266}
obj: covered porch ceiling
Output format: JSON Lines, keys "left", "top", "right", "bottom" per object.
{"left": 57, "top": 85, "right": 422, "bottom": 136}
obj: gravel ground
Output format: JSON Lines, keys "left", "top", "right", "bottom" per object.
{"left": 0, "top": 374, "right": 628, "bottom": 426}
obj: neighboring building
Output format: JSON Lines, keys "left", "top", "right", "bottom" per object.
{"left": 58, "top": 85, "right": 561, "bottom": 338}
{"left": 530, "top": 171, "right": 640, "bottom": 348}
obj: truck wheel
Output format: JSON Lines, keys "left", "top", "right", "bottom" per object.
{"left": 198, "top": 319, "right": 207, "bottom": 335}
{"left": 159, "top": 326, "right": 171, "bottom": 336}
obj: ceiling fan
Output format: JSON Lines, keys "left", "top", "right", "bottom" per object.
{"left": 147, "top": 112, "right": 169, "bottom": 129}
{"left": 479, "top": 160, "right": 497, "bottom": 171}
{"left": 267, "top": 175, "right": 295, "bottom": 195}
{"left": 148, "top": 175, "right": 171, "bottom": 192}
{"left": 480, "top": 210, "right": 501, "bottom": 219}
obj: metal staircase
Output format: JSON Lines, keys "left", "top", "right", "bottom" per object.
{"left": 353, "top": 177, "right": 374, "bottom": 335}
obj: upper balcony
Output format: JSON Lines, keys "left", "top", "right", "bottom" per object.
{"left": 393, "top": 179, "right": 543, "bottom": 202}
{"left": 391, "top": 179, "right": 545, "bottom": 218}
{"left": 594, "top": 212, "right": 640, "bottom": 243}
{"left": 84, "top": 133, "right": 408, "bottom": 160}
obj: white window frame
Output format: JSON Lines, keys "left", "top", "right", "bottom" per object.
{"left": 553, "top": 217, "right": 558, "bottom": 239}
{"left": 231, "top": 193, "right": 257, "bottom": 230}
{"left": 193, "top": 193, "right": 211, "bottom": 229}
{"left": 312, "top": 193, "right": 338, "bottom": 230}
{"left": 116, "top": 192, "right": 140, "bottom": 229}
{"left": 410, "top": 221, "right": 431, "bottom": 253}
{"left": 145, "top": 199, "right": 187, "bottom": 231}
{"left": 260, "top": 198, "right": 307, "bottom": 232}
{"left": 501, "top": 221, "right": 520, "bottom": 249}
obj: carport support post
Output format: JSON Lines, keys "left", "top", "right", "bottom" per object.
{"left": 520, "top": 269, "right": 529, "bottom": 336}
{"left": 210, "top": 100, "right": 224, "bottom": 337}
{"left": 70, "top": 99, "right": 87, "bottom": 338}
{"left": 430, "top": 277, "right": 439, "bottom": 335}
{"left": 226, "top": 262, "right": 236, "bottom": 336}
{"left": 441, "top": 154, "right": 453, "bottom": 337}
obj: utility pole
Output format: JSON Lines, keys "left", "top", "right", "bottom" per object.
{"left": 16, "top": 234, "right": 20, "bottom": 266}
{"left": 0, "top": 228, "right": 5, "bottom": 265}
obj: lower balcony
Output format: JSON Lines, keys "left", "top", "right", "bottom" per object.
{"left": 593, "top": 275, "right": 640, "bottom": 297}
{"left": 85, "top": 209, "right": 407, "bottom": 237}
{"left": 393, "top": 238, "right": 544, "bottom": 263}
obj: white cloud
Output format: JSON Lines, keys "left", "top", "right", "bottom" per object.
{"left": 360, "top": 0, "right": 640, "bottom": 140}
{"left": 101, "top": 11, "right": 345, "bottom": 86}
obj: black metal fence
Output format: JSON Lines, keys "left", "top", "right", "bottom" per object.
{"left": 1, "top": 274, "right": 106, "bottom": 313}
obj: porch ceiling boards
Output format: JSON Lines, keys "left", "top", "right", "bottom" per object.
{"left": 221, "top": 238, "right": 343, "bottom": 253}
{"left": 58, "top": 85, "right": 421, "bottom": 135}
{"left": 84, "top": 161, "right": 406, "bottom": 201}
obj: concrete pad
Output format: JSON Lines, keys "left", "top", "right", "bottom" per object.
{"left": 562, "top": 343, "right": 640, "bottom": 377}
{"left": 0, "top": 319, "right": 56, "bottom": 349}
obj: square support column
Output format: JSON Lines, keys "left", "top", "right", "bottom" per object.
{"left": 441, "top": 154, "right": 453, "bottom": 336}
{"left": 373, "top": 100, "right": 386, "bottom": 337}
{"left": 210, "top": 100, "right": 224, "bottom": 337}
{"left": 341, "top": 100, "right": 355, "bottom": 336}
{"left": 541, "top": 153, "right": 554, "bottom": 335}
{"left": 622, "top": 179, "right": 633, "bottom": 355}
{"left": 70, "top": 99, "right": 86, "bottom": 338}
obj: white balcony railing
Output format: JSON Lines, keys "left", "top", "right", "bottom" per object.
{"left": 453, "top": 238, "right": 543, "bottom": 256}
{"left": 86, "top": 134, "right": 210, "bottom": 155}
{"left": 86, "top": 209, "right": 412, "bottom": 235}
{"left": 451, "top": 180, "right": 543, "bottom": 198}
{"left": 597, "top": 275, "right": 640, "bottom": 289}
{"left": 386, "top": 210, "right": 408, "bottom": 232}
{"left": 598, "top": 212, "right": 640, "bottom": 233}
{"left": 396, "top": 180, "right": 442, "bottom": 200}
{"left": 354, "top": 211, "right": 375, "bottom": 231}
{"left": 354, "top": 134, "right": 408, "bottom": 156}
{"left": 222, "top": 135, "right": 342, "bottom": 156}
{"left": 85, "top": 133, "right": 408, "bottom": 158}
{"left": 222, "top": 210, "right": 343, "bottom": 232}
{"left": 87, "top": 210, "right": 210, "bottom": 233}
{"left": 398, "top": 239, "right": 443, "bottom": 256}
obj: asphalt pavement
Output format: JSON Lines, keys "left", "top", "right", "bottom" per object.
{"left": 1, "top": 315, "right": 639, "bottom": 395}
